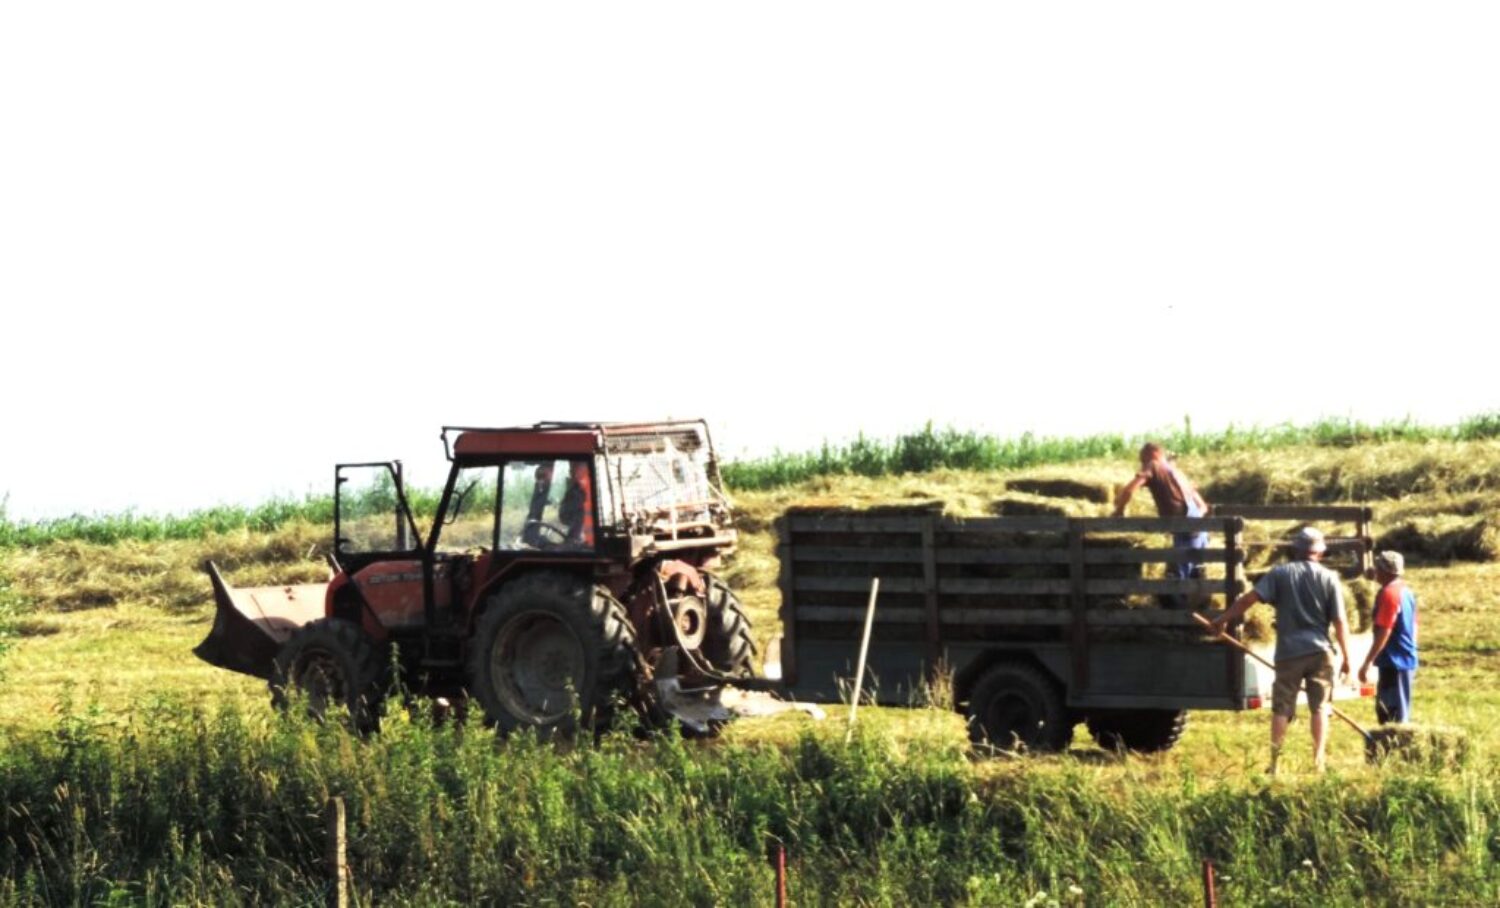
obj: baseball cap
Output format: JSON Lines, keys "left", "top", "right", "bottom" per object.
{"left": 1374, "top": 551, "right": 1405, "bottom": 575}
{"left": 1292, "top": 526, "right": 1327, "bottom": 554}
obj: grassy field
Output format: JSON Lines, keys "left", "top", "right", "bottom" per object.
{"left": 4, "top": 429, "right": 1500, "bottom": 904}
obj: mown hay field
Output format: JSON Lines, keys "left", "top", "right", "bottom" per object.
{"left": 4, "top": 437, "right": 1500, "bottom": 904}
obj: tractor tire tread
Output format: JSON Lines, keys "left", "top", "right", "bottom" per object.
{"left": 467, "top": 570, "right": 638, "bottom": 736}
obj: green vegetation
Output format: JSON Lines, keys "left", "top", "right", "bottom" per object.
{"left": 0, "top": 489, "right": 444, "bottom": 551}
{"left": 722, "top": 413, "right": 1500, "bottom": 491}
{"left": 1, "top": 697, "right": 1495, "bottom": 906}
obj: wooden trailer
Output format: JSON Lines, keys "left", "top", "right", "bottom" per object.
{"left": 775, "top": 505, "right": 1373, "bottom": 752}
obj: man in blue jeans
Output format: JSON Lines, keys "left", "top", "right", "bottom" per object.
{"left": 1358, "top": 551, "right": 1419, "bottom": 724}
{"left": 1113, "top": 443, "right": 1210, "bottom": 605}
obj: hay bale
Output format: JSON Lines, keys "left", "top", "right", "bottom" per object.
{"left": 989, "top": 493, "right": 1101, "bottom": 519}
{"left": 1005, "top": 477, "right": 1113, "bottom": 504}
{"left": 1364, "top": 724, "right": 1470, "bottom": 769}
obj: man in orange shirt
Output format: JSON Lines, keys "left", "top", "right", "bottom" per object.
{"left": 558, "top": 459, "right": 596, "bottom": 548}
{"left": 1358, "top": 551, "right": 1419, "bottom": 724}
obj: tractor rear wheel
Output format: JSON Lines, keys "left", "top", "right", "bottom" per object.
{"left": 1086, "top": 709, "right": 1189, "bottom": 753}
{"left": 702, "top": 573, "right": 756, "bottom": 677}
{"left": 467, "top": 572, "right": 638, "bottom": 737}
{"left": 965, "top": 662, "right": 1072, "bottom": 754}
{"left": 270, "top": 618, "right": 388, "bottom": 732}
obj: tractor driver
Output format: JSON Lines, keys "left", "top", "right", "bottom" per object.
{"left": 557, "top": 460, "right": 595, "bottom": 549}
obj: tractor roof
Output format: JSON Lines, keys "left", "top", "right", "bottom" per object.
{"left": 444, "top": 420, "right": 713, "bottom": 461}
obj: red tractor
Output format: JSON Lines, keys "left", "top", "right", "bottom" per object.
{"left": 195, "top": 421, "right": 762, "bottom": 734}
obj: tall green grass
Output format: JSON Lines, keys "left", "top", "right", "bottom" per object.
{"left": 0, "top": 489, "right": 446, "bottom": 550}
{"left": 722, "top": 413, "right": 1500, "bottom": 490}
{"left": 1, "top": 695, "right": 1497, "bottom": 906}
{"left": 5, "top": 414, "right": 1499, "bottom": 549}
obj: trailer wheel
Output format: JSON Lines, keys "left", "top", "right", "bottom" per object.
{"left": 1086, "top": 709, "right": 1189, "bottom": 754}
{"left": 965, "top": 663, "right": 1072, "bottom": 754}
{"left": 468, "top": 572, "right": 638, "bottom": 737}
{"left": 270, "top": 618, "right": 388, "bottom": 732}
{"left": 702, "top": 573, "right": 757, "bottom": 676}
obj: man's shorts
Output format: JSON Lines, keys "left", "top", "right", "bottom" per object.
{"left": 1272, "top": 650, "right": 1335, "bottom": 718}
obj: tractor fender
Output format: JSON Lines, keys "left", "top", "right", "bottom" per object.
{"left": 657, "top": 559, "right": 705, "bottom": 596}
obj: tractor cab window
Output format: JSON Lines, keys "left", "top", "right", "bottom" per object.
{"left": 499, "top": 458, "right": 595, "bottom": 551}
{"left": 336, "top": 462, "right": 420, "bottom": 555}
{"left": 438, "top": 465, "right": 501, "bottom": 551}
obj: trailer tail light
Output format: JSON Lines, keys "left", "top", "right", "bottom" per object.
{"left": 1359, "top": 684, "right": 1375, "bottom": 697}
{"left": 1246, "top": 697, "right": 1263, "bottom": 710}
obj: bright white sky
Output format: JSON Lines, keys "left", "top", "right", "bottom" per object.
{"left": 2, "top": 3, "right": 1497, "bottom": 520}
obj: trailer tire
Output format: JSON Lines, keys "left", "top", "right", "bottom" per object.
{"left": 270, "top": 618, "right": 388, "bottom": 732}
{"left": 965, "top": 662, "right": 1072, "bottom": 754}
{"left": 468, "top": 572, "right": 638, "bottom": 738}
{"left": 702, "top": 573, "right": 757, "bottom": 677}
{"left": 1086, "top": 709, "right": 1189, "bottom": 754}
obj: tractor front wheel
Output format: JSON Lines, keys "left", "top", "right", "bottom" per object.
{"left": 467, "top": 572, "right": 638, "bottom": 737}
{"left": 270, "top": 618, "right": 388, "bottom": 732}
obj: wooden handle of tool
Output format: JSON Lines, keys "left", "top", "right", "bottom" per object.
{"left": 1192, "top": 612, "right": 1274, "bottom": 670}
{"left": 1192, "top": 612, "right": 1371, "bottom": 739}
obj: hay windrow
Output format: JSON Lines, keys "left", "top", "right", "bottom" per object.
{"left": 1377, "top": 514, "right": 1500, "bottom": 564}
{"left": 4, "top": 521, "right": 329, "bottom": 613}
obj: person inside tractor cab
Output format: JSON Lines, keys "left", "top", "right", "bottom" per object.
{"left": 518, "top": 462, "right": 557, "bottom": 548}
{"left": 557, "top": 460, "right": 595, "bottom": 549}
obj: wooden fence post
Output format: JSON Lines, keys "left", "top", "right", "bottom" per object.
{"left": 775, "top": 841, "right": 787, "bottom": 908}
{"left": 326, "top": 796, "right": 348, "bottom": 908}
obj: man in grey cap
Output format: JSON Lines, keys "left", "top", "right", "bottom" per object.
{"left": 1358, "top": 551, "right": 1419, "bottom": 724}
{"left": 1211, "top": 526, "right": 1352, "bottom": 773}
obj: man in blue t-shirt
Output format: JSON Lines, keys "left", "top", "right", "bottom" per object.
{"left": 1211, "top": 526, "right": 1352, "bottom": 774}
{"left": 1358, "top": 551, "right": 1419, "bottom": 724}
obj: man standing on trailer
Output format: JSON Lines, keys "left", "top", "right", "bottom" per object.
{"left": 1211, "top": 526, "right": 1352, "bottom": 774}
{"left": 1358, "top": 551, "right": 1419, "bottom": 724}
{"left": 1113, "top": 443, "right": 1211, "bottom": 599}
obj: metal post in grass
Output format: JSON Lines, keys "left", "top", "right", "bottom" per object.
{"left": 774, "top": 840, "right": 787, "bottom": 908}
{"left": 846, "top": 577, "right": 880, "bottom": 741}
{"left": 326, "top": 797, "right": 348, "bottom": 908}
{"left": 1201, "top": 858, "right": 1217, "bottom": 908}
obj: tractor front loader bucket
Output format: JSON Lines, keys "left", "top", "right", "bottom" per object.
{"left": 194, "top": 560, "right": 328, "bottom": 680}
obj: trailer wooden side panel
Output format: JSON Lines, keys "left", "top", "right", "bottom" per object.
{"left": 777, "top": 508, "right": 1255, "bottom": 708}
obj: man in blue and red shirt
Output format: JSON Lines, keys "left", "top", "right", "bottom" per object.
{"left": 1358, "top": 551, "right": 1420, "bottom": 724}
